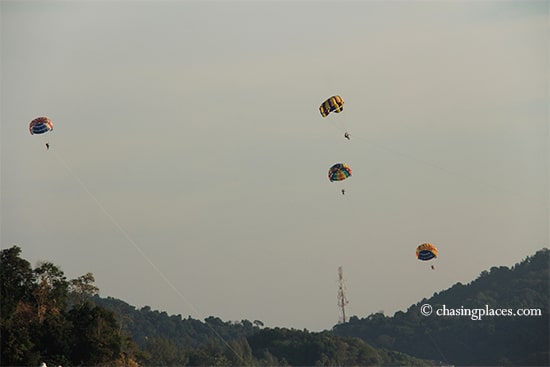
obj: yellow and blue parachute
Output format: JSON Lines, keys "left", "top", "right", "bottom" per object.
{"left": 319, "top": 96, "right": 344, "bottom": 117}
{"left": 416, "top": 243, "right": 438, "bottom": 261}
{"left": 29, "top": 117, "right": 53, "bottom": 135}
{"left": 328, "top": 163, "right": 352, "bottom": 182}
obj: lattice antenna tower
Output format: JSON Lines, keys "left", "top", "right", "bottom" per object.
{"left": 337, "top": 266, "right": 349, "bottom": 324}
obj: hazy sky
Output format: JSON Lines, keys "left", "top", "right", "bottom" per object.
{"left": 1, "top": 0, "right": 548, "bottom": 331}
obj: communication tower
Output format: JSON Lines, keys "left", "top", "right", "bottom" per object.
{"left": 337, "top": 266, "right": 349, "bottom": 324}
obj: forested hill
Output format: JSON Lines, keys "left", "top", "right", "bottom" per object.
{"left": 2, "top": 245, "right": 547, "bottom": 366}
{"left": 1, "top": 245, "right": 431, "bottom": 366}
{"left": 91, "top": 295, "right": 261, "bottom": 349}
{"left": 333, "top": 248, "right": 550, "bottom": 366}
{"left": 92, "top": 296, "right": 431, "bottom": 366}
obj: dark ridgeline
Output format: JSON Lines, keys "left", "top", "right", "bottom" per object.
{"left": 2, "top": 245, "right": 548, "bottom": 366}
{"left": 0, "top": 245, "right": 429, "bottom": 366}
{"left": 333, "top": 248, "right": 550, "bottom": 366}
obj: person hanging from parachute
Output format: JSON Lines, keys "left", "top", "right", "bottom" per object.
{"left": 416, "top": 243, "right": 438, "bottom": 270}
{"left": 319, "top": 96, "right": 351, "bottom": 139}
{"left": 29, "top": 117, "right": 54, "bottom": 149}
{"left": 328, "top": 163, "right": 352, "bottom": 195}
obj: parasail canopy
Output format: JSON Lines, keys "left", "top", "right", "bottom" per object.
{"left": 29, "top": 117, "right": 53, "bottom": 135}
{"left": 416, "top": 243, "right": 438, "bottom": 261}
{"left": 328, "top": 163, "right": 352, "bottom": 182}
{"left": 319, "top": 95, "right": 344, "bottom": 117}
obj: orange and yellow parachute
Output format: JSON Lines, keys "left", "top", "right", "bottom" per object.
{"left": 416, "top": 243, "right": 438, "bottom": 261}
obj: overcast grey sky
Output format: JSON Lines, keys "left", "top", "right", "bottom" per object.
{"left": 1, "top": 0, "right": 548, "bottom": 331}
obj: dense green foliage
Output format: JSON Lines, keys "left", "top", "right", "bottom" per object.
{"left": 333, "top": 248, "right": 550, "bottom": 366}
{"left": 1, "top": 246, "right": 430, "bottom": 366}
{"left": 0, "top": 246, "right": 128, "bottom": 366}
{"left": 246, "top": 327, "right": 430, "bottom": 366}
{"left": 3, "top": 245, "right": 547, "bottom": 366}
{"left": 124, "top": 328, "right": 430, "bottom": 367}
{"left": 92, "top": 296, "right": 260, "bottom": 349}
{"left": 93, "top": 297, "right": 429, "bottom": 366}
